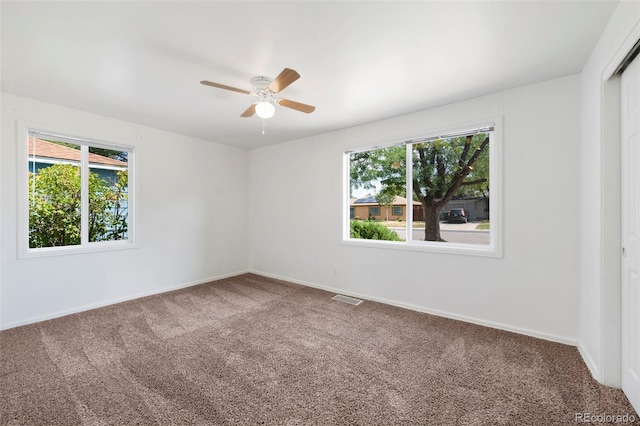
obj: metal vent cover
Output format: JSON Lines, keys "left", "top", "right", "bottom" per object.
{"left": 331, "top": 294, "right": 363, "bottom": 306}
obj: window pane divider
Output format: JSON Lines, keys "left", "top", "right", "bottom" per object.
{"left": 81, "top": 145, "right": 89, "bottom": 245}
{"left": 405, "top": 143, "right": 414, "bottom": 241}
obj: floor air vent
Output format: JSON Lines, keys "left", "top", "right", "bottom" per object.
{"left": 331, "top": 294, "right": 363, "bottom": 306}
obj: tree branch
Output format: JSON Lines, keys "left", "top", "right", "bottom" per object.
{"left": 460, "top": 178, "right": 487, "bottom": 186}
{"left": 440, "top": 136, "right": 490, "bottom": 205}
{"left": 466, "top": 136, "right": 490, "bottom": 169}
{"left": 436, "top": 148, "right": 446, "bottom": 198}
{"left": 416, "top": 145, "right": 434, "bottom": 200}
{"left": 458, "top": 135, "right": 472, "bottom": 168}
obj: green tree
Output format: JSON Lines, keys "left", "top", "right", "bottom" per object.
{"left": 106, "top": 170, "right": 129, "bottom": 240}
{"left": 29, "top": 164, "right": 128, "bottom": 248}
{"left": 350, "top": 134, "right": 489, "bottom": 241}
{"left": 87, "top": 170, "right": 128, "bottom": 242}
{"left": 410, "top": 134, "right": 489, "bottom": 241}
{"left": 29, "top": 164, "right": 81, "bottom": 247}
{"left": 376, "top": 191, "right": 396, "bottom": 221}
{"left": 350, "top": 146, "right": 405, "bottom": 195}
{"left": 453, "top": 144, "right": 490, "bottom": 199}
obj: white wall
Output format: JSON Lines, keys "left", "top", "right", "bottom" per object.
{"left": 249, "top": 74, "right": 582, "bottom": 344}
{"left": 0, "top": 93, "right": 250, "bottom": 329}
{"left": 579, "top": 1, "right": 640, "bottom": 387}
{"left": 0, "top": 56, "right": 617, "bottom": 383}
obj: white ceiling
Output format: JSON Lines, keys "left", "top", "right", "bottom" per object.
{"left": 1, "top": 1, "right": 618, "bottom": 150}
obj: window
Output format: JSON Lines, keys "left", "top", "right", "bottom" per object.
{"left": 345, "top": 122, "right": 500, "bottom": 256}
{"left": 20, "top": 128, "right": 134, "bottom": 256}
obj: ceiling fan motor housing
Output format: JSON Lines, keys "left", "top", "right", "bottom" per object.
{"left": 251, "top": 76, "right": 272, "bottom": 94}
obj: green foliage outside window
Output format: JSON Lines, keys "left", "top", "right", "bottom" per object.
{"left": 350, "top": 133, "right": 490, "bottom": 241}
{"left": 350, "top": 220, "right": 403, "bottom": 241}
{"left": 28, "top": 164, "right": 128, "bottom": 248}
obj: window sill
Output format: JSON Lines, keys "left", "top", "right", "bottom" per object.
{"left": 18, "top": 240, "right": 138, "bottom": 260}
{"left": 341, "top": 238, "right": 502, "bottom": 258}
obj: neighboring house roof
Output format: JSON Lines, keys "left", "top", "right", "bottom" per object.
{"left": 351, "top": 195, "right": 407, "bottom": 206}
{"left": 28, "top": 138, "right": 127, "bottom": 168}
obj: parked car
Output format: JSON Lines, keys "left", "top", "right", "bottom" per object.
{"left": 447, "top": 208, "right": 468, "bottom": 223}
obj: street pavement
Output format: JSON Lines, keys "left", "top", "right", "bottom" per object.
{"left": 390, "top": 222, "right": 490, "bottom": 245}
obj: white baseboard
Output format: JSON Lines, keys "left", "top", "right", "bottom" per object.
{"left": 4, "top": 268, "right": 580, "bottom": 350}
{"left": 577, "top": 342, "right": 600, "bottom": 382}
{"left": 251, "top": 270, "right": 578, "bottom": 347}
{"left": 0, "top": 269, "right": 249, "bottom": 330}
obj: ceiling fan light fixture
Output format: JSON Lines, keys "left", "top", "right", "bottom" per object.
{"left": 255, "top": 100, "right": 275, "bottom": 119}
{"left": 201, "top": 68, "right": 314, "bottom": 121}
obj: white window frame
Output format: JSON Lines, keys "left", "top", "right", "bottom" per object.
{"left": 17, "top": 122, "right": 137, "bottom": 259}
{"left": 343, "top": 118, "right": 502, "bottom": 258}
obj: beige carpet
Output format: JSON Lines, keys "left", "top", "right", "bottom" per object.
{"left": 1, "top": 273, "right": 638, "bottom": 425}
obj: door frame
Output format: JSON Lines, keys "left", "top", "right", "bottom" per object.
{"left": 601, "top": 20, "right": 640, "bottom": 390}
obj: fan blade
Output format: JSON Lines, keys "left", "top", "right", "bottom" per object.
{"left": 241, "top": 104, "right": 256, "bottom": 117}
{"left": 201, "top": 80, "right": 251, "bottom": 95}
{"left": 279, "top": 98, "right": 315, "bottom": 114}
{"left": 268, "top": 68, "right": 300, "bottom": 93}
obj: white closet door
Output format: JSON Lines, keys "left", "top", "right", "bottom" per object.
{"left": 621, "top": 53, "right": 640, "bottom": 415}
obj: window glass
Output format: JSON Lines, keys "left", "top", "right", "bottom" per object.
{"left": 88, "top": 147, "right": 129, "bottom": 242}
{"left": 26, "top": 130, "right": 133, "bottom": 252}
{"left": 349, "top": 145, "right": 406, "bottom": 238}
{"left": 346, "top": 124, "right": 496, "bottom": 253}
{"left": 28, "top": 138, "right": 81, "bottom": 248}
{"left": 410, "top": 133, "right": 490, "bottom": 243}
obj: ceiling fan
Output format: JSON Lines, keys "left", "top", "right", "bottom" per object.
{"left": 201, "top": 68, "right": 315, "bottom": 119}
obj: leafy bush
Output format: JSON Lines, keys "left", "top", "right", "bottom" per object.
{"left": 29, "top": 164, "right": 128, "bottom": 248}
{"left": 350, "top": 220, "right": 403, "bottom": 241}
